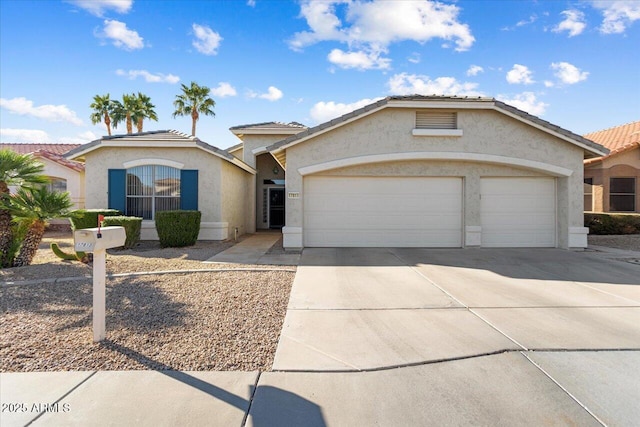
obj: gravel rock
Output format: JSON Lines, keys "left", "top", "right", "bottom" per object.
{"left": 1, "top": 271, "right": 294, "bottom": 372}
{"left": 588, "top": 234, "right": 640, "bottom": 251}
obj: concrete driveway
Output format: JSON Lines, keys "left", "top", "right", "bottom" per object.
{"left": 264, "top": 247, "right": 640, "bottom": 426}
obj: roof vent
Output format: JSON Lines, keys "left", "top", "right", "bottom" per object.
{"left": 416, "top": 111, "right": 457, "bottom": 129}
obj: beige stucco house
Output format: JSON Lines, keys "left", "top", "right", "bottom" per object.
{"left": 65, "top": 96, "right": 607, "bottom": 249}
{"left": 583, "top": 121, "right": 639, "bottom": 213}
{"left": 0, "top": 143, "right": 85, "bottom": 210}
{"left": 65, "top": 130, "right": 255, "bottom": 240}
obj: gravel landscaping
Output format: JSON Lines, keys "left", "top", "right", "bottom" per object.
{"left": 588, "top": 234, "right": 640, "bottom": 251}
{"left": 1, "top": 229, "right": 295, "bottom": 373}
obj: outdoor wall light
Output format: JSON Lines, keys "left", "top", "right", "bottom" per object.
{"left": 273, "top": 166, "right": 279, "bottom": 175}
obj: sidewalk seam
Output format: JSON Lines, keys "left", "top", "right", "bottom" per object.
{"left": 241, "top": 371, "right": 261, "bottom": 427}
{"left": 24, "top": 371, "right": 97, "bottom": 427}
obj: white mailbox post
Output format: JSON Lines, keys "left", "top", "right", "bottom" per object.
{"left": 74, "top": 226, "right": 126, "bottom": 342}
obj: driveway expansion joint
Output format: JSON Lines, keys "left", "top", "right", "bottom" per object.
{"left": 241, "top": 372, "right": 261, "bottom": 427}
{"left": 520, "top": 352, "right": 607, "bottom": 427}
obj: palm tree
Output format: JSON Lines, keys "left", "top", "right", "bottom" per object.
{"left": 172, "top": 81, "right": 216, "bottom": 136}
{"left": 134, "top": 92, "right": 158, "bottom": 133}
{"left": 3, "top": 187, "right": 72, "bottom": 267}
{"left": 112, "top": 93, "right": 137, "bottom": 134}
{"left": 0, "top": 150, "right": 48, "bottom": 268}
{"left": 90, "top": 94, "right": 114, "bottom": 136}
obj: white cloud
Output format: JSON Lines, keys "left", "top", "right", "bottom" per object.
{"left": 0, "top": 128, "right": 50, "bottom": 143}
{"left": 506, "top": 64, "right": 535, "bottom": 84}
{"left": 517, "top": 14, "right": 538, "bottom": 27}
{"left": 192, "top": 23, "right": 222, "bottom": 55}
{"left": 387, "top": 73, "right": 483, "bottom": 96}
{"left": 115, "top": 69, "right": 180, "bottom": 83}
{"left": 0, "top": 97, "right": 83, "bottom": 125}
{"left": 249, "top": 86, "right": 283, "bottom": 102}
{"left": 247, "top": 0, "right": 256, "bottom": 6}
{"left": 550, "top": 62, "right": 589, "bottom": 84}
{"left": 99, "top": 19, "right": 144, "bottom": 50}
{"left": 289, "top": 0, "right": 474, "bottom": 69}
{"left": 408, "top": 53, "right": 421, "bottom": 64}
{"left": 310, "top": 98, "right": 382, "bottom": 123}
{"left": 211, "top": 82, "right": 237, "bottom": 98}
{"left": 466, "top": 65, "right": 484, "bottom": 76}
{"left": 497, "top": 92, "right": 548, "bottom": 116}
{"left": 592, "top": 1, "right": 640, "bottom": 34}
{"left": 327, "top": 48, "right": 391, "bottom": 70}
{"left": 544, "top": 80, "right": 555, "bottom": 88}
{"left": 67, "top": 0, "right": 132, "bottom": 17}
{"left": 78, "top": 131, "right": 98, "bottom": 141}
{"left": 553, "top": 10, "right": 586, "bottom": 37}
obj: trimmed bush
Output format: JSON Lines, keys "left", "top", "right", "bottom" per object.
{"left": 69, "top": 209, "right": 120, "bottom": 231}
{"left": 102, "top": 216, "right": 142, "bottom": 249}
{"left": 585, "top": 213, "right": 640, "bottom": 235}
{"left": 155, "top": 210, "right": 201, "bottom": 248}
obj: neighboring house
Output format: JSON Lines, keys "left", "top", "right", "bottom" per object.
{"left": 65, "top": 130, "right": 255, "bottom": 240}
{"left": 0, "top": 143, "right": 85, "bottom": 209}
{"left": 583, "top": 121, "right": 640, "bottom": 213}
{"left": 65, "top": 96, "right": 607, "bottom": 249}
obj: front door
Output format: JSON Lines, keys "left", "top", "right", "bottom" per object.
{"left": 269, "top": 188, "right": 285, "bottom": 229}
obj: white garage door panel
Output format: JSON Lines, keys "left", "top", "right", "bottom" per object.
{"left": 304, "top": 176, "right": 462, "bottom": 247}
{"left": 481, "top": 178, "right": 556, "bottom": 247}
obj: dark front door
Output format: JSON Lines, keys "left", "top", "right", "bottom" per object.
{"left": 269, "top": 188, "right": 285, "bottom": 229}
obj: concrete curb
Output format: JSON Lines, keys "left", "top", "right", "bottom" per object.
{"left": 1, "top": 267, "right": 297, "bottom": 287}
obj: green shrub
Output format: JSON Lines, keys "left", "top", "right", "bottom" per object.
{"left": 585, "top": 213, "right": 640, "bottom": 235}
{"left": 155, "top": 210, "right": 201, "bottom": 248}
{"left": 69, "top": 209, "right": 120, "bottom": 231}
{"left": 102, "top": 216, "right": 142, "bottom": 249}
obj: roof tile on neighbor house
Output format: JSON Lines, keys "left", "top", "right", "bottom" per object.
{"left": 265, "top": 95, "right": 607, "bottom": 157}
{"left": 0, "top": 143, "right": 81, "bottom": 155}
{"left": 32, "top": 150, "right": 85, "bottom": 172}
{"left": 583, "top": 120, "right": 640, "bottom": 164}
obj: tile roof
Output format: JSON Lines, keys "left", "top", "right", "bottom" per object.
{"left": 583, "top": 121, "right": 640, "bottom": 162}
{"left": 229, "top": 121, "right": 307, "bottom": 131}
{"left": 0, "top": 143, "right": 81, "bottom": 155}
{"left": 64, "top": 130, "right": 255, "bottom": 174}
{"left": 32, "top": 150, "right": 85, "bottom": 172}
{"left": 266, "top": 95, "right": 608, "bottom": 157}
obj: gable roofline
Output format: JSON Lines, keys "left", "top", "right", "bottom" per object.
{"left": 584, "top": 141, "right": 639, "bottom": 165}
{"left": 265, "top": 96, "right": 608, "bottom": 158}
{"left": 0, "top": 143, "right": 81, "bottom": 156}
{"left": 226, "top": 142, "right": 243, "bottom": 153}
{"left": 65, "top": 130, "right": 256, "bottom": 174}
{"left": 230, "top": 121, "right": 307, "bottom": 137}
{"left": 32, "top": 150, "right": 85, "bottom": 172}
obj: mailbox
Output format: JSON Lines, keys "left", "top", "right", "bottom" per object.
{"left": 74, "top": 226, "right": 126, "bottom": 252}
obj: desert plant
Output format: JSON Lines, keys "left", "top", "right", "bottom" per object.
{"left": 2, "top": 187, "right": 73, "bottom": 267}
{"left": 69, "top": 209, "right": 120, "bottom": 231}
{"left": 51, "top": 242, "right": 88, "bottom": 262}
{"left": 155, "top": 210, "right": 201, "bottom": 247}
{"left": 0, "top": 150, "right": 49, "bottom": 267}
{"left": 102, "top": 216, "right": 142, "bottom": 248}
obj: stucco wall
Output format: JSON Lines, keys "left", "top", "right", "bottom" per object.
{"left": 283, "top": 107, "right": 586, "bottom": 248}
{"left": 83, "top": 146, "right": 223, "bottom": 222}
{"left": 38, "top": 157, "right": 85, "bottom": 209}
{"left": 585, "top": 147, "right": 640, "bottom": 212}
{"left": 221, "top": 160, "right": 254, "bottom": 237}
{"left": 241, "top": 135, "right": 292, "bottom": 168}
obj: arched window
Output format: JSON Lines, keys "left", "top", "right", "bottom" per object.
{"left": 126, "top": 165, "right": 181, "bottom": 220}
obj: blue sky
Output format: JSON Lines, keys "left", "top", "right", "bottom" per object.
{"left": 1, "top": 0, "right": 639, "bottom": 149}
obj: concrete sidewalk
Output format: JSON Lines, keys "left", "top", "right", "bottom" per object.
{"left": 2, "top": 350, "right": 639, "bottom": 426}
{"left": 204, "top": 233, "right": 299, "bottom": 265}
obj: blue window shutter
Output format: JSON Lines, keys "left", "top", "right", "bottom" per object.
{"left": 108, "top": 169, "right": 126, "bottom": 214}
{"left": 180, "top": 170, "right": 198, "bottom": 210}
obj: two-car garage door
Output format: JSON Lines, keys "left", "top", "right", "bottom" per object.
{"left": 304, "top": 177, "right": 463, "bottom": 247}
{"left": 303, "top": 176, "right": 556, "bottom": 248}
